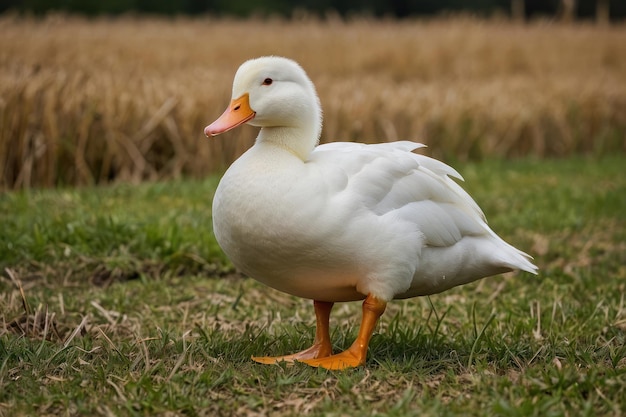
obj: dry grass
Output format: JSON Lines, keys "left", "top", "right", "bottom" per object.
{"left": 1, "top": 14, "right": 625, "bottom": 189}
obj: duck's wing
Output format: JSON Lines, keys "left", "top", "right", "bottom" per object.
{"left": 308, "top": 141, "right": 490, "bottom": 247}
{"left": 309, "top": 141, "right": 537, "bottom": 279}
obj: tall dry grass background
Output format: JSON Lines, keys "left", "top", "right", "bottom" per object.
{"left": 1, "top": 14, "right": 625, "bottom": 189}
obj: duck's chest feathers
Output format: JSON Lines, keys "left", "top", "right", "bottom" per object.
{"left": 212, "top": 148, "right": 333, "bottom": 274}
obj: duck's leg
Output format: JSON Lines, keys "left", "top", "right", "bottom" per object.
{"left": 300, "top": 294, "right": 386, "bottom": 370}
{"left": 252, "top": 300, "right": 334, "bottom": 364}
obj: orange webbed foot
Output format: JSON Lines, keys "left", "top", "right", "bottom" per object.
{"left": 299, "top": 347, "right": 365, "bottom": 370}
{"left": 252, "top": 295, "right": 386, "bottom": 371}
{"left": 301, "top": 294, "right": 386, "bottom": 370}
{"left": 252, "top": 300, "right": 334, "bottom": 366}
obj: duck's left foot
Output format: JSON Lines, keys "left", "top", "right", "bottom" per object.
{"left": 299, "top": 347, "right": 364, "bottom": 370}
{"left": 252, "top": 300, "right": 335, "bottom": 366}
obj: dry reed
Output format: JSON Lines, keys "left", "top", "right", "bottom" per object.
{"left": 1, "top": 14, "right": 625, "bottom": 189}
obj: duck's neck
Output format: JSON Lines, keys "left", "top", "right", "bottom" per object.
{"left": 253, "top": 85, "right": 323, "bottom": 160}
{"left": 256, "top": 124, "right": 320, "bottom": 161}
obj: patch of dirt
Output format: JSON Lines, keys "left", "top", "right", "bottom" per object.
{"left": 90, "top": 264, "right": 141, "bottom": 287}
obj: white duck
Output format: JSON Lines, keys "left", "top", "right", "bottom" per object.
{"left": 205, "top": 56, "right": 537, "bottom": 370}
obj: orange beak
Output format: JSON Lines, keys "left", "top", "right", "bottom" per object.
{"left": 204, "top": 93, "right": 256, "bottom": 137}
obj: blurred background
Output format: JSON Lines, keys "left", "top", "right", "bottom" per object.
{"left": 1, "top": 0, "right": 625, "bottom": 20}
{"left": 1, "top": 0, "right": 625, "bottom": 189}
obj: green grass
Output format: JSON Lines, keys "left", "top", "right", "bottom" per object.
{"left": 1, "top": 155, "right": 625, "bottom": 416}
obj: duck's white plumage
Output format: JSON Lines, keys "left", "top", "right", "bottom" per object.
{"left": 206, "top": 56, "right": 537, "bottom": 369}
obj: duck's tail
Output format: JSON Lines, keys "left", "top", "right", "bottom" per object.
{"left": 496, "top": 240, "right": 538, "bottom": 275}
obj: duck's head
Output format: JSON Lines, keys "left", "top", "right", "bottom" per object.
{"left": 205, "top": 56, "right": 323, "bottom": 159}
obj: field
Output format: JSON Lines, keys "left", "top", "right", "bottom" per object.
{"left": 1, "top": 15, "right": 625, "bottom": 189}
{"left": 1, "top": 14, "right": 626, "bottom": 417}
{"left": 1, "top": 156, "right": 625, "bottom": 416}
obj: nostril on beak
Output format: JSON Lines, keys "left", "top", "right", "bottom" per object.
{"left": 234, "top": 105, "right": 241, "bottom": 111}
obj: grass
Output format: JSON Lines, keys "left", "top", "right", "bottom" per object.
{"left": 1, "top": 15, "right": 625, "bottom": 188}
{"left": 1, "top": 155, "right": 625, "bottom": 416}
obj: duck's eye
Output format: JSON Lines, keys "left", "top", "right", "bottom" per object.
{"left": 262, "top": 78, "right": 273, "bottom": 86}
